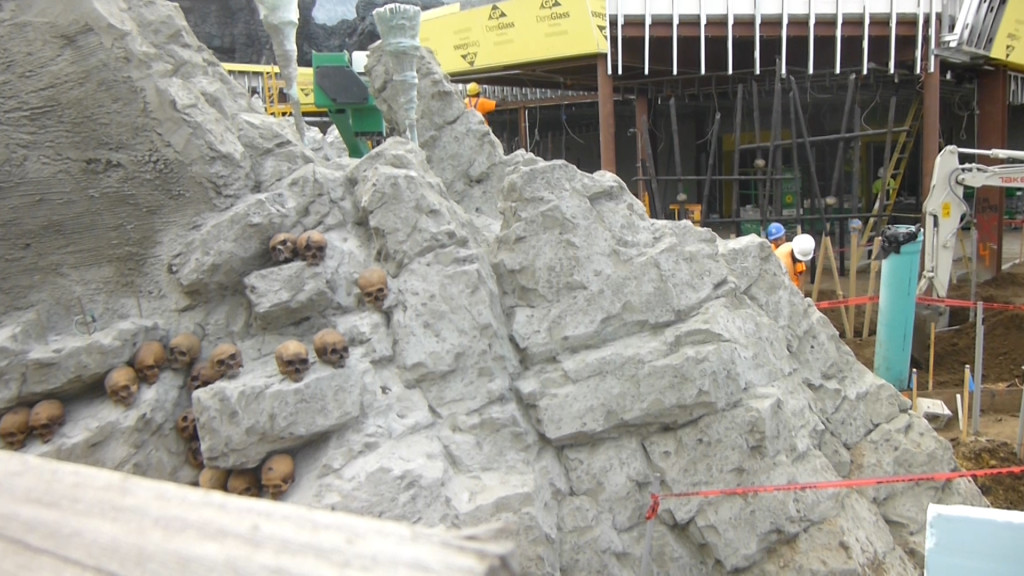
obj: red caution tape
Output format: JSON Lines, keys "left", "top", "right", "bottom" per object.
{"left": 644, "top": 466, "right": 1024, "bottom": 521}
{"left": 815, "top": 295, "right": 879, "bottom": 309}
{"left": 813, "top": 295, "right": 1024, "bottom": 312}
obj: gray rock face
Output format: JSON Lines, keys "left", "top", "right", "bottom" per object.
{"left": 0, "top": 2, "right": 989, "bottom": 575}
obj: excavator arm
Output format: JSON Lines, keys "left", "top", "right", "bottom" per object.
{"left": 918, "top": 145, "right": 1024, "bottom": 299}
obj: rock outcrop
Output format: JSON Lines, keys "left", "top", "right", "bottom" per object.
{"left": 0, "top": 1, "right": 987, "bottom": 574}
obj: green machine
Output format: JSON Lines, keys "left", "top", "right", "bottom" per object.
{"left": 311, "top": 51, "right": 386, "bottom": 158}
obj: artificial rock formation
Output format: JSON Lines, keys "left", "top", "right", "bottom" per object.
{"left": 0, "top": 1, "right": 987, "bottom": 574}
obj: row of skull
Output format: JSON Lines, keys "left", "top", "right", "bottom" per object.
{"left": 0, "top": 399, "right": 66, "bottom": 450}
{"left": 197, "top": 453, "right": 295, "bottom": 499}
{"left": 274, "top": 328, "right": 350, "bottom": 382}
{"left": 269, "top": 231, "right": 327, "bottom": 266}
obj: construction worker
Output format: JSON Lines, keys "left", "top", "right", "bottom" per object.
{"left": 464, "top": 82, "right": 496, "bottom": 125}
{"left": 766, "top": 222, "right": 786, "bottom": 250}
{"left": 872, "top": 167, "right": 896, "bottom": 204}
{"left": 774, "top": 233, "right": 816, "bottom": 288}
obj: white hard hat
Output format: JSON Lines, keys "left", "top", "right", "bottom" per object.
{"left": 792, "top": 234, "right": 816, "bottom": 261}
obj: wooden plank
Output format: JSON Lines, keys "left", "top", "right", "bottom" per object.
{"left": 0, "top": 452, "right": 515, "bottom": 576}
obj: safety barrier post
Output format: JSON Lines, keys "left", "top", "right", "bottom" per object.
{"left": 973, "top": 302, "right": 983, "bottom": 437}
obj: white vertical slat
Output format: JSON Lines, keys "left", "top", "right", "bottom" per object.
{"left": 617, "top": 0, "right": 623, "bottom": 74}
{"left": 808, "top": 0, "right": 816, "bottom": 74}
{"left": 606, "top": 1, "right": 612, "bottom": 74}
{"left": 727, "top": 0, "right": 734, "bottom": 75}
{"left": 700, "top": 0, "right": 707, "bottom": 74}
{"left": 644, "top": 0, "right": 650, "bottom": 75}
{"left": 928, "top": 0, "right": 936, "bottom": 73}
{"left": 863, "top": 2, "right": 870, "bottom": 75}
{"left": 755, "top": 0, "right": 762, "bottom": 75}
{"left": 889, "top": 0, "right": 897, "bottom": 73}
{"left": 835, "top": 0, "right": 843, "bottom": 74}
{"left": 672, "top": 0, "right": 679, "bottom": 75}
{"left": 915, "top": 0, "right": 924, "bottom": 74}
{"left": 781, "top": 0, "right": 788, "bottom": 76}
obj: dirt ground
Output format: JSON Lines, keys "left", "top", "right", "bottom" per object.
{"left": 819, "top": 262, "right": 1024, "bottom": 510}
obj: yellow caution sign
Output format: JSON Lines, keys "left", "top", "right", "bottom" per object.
{"left": 419, "top": 0, "right": 608, "bottom": 76}
{"left": 989, "top": 0, "right": 1024, "bottom": 70}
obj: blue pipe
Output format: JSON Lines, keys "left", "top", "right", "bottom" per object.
{"left": 873, "top": 225, "right": 924, "bottom": 390}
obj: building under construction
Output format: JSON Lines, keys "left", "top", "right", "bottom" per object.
{"left": 420, "top": 0, "right": 1024, "bottom": 280}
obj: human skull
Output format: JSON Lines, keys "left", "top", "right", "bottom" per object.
{"left": 356, "top": 267, "right": 388, "bottom": 310}
{"left": 208, "top": 343, "right": 243, "bottom": 379}
{"left": 186, "top": 439, "right": 204, "bottom": 469}
{"left": 176, "top": 408, "right": 198, "bottom": 441}
{"left": 269, "top": 232, "right": 298, "bottom": 263}
{"left": 297, "top": 230, "right": 327, "bottom": 265}
{"left": 260, "top": 453, "right": 295, "bottom": 500}
{"left": 105, "top": 366, "right": 140, "bottom": 407}
{"left": 0, "top": 407, "right": 31, "bottom": 450}
{"left": 133, "top": 341, "right": 167, "bottom": 384}
{"left": 167, "top": 333, "right": 201, "bottom": 370}
{"left": 274, "top": 340, "right": 310, "bottom": 382}
{"left": 29, "top": 399, "right": 65, "bottom": 444}
{"left": 198, "top": 467, "right": 231, "bottom": 491}
{"left": 188, "top": 363, "right": 221, "bottom": 393}
{"left": 226, "top": 469, "right": 261, "bottom": 497}
{"left": 313, "top": 329, "right": 349, "bottom": 368}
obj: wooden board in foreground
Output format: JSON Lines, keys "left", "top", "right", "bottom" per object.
{"left": 0, "top": 451, "right": 516, "bottom": 576}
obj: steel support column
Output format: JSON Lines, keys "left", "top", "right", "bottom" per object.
{"left": 597, "top": 56, "right": 617, "bottom": 173}
{"left": 976, "top": 66, "right": 1009, "bottom": 276}
{"left": 920, "top": 59, "right": 940, "bottom": 201}
{"left": 635, "top": 92, "right": 650, "bottom": 202}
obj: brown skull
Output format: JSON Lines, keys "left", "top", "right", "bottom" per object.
{"left": 188, "top": 363, "right": 222, "bottom": 393}
{"left": 29, "top": 399, "right": 65, "bottom": 444}
{"left": 186, "top": 439, "right": 204, "bottom": 469}
{"left": 167, "top": 333, "right": 201, "bottom": 370}
{"left": 105, "top": 366, "right": 140, "bottom": 407}
{"left": 0, "top": 407, "right": 31, "bottom": 450}
{"left": 176, "top": 408, "right": 198, "bottom": 441}
{"left": 313, "top": 329, "right": 350, "bottom": 368}
{"left": 226, "top": 469, "right": 261, "bottom": 497}
{"left": 261, "top": 453, "right": 296, "bottom": 500}
{"left": 356, "top": 267, "right": 388, "bottom": 310}
{"left": 133, "top": 341, "right": 167, "bottom": 384}
{"left": 297, "top": 230, "right": 327, "bottom": 265}
{"left": 269, "top": 232, "right": 298, "bottom": 263}
{"left": 274, "top": 340, "right": 310, "bottom": 383}
{"left": 208, "top": 343, "right": 243, "bottom": 379}
{"left": 198, "top": 467, "right": 231, "bottom": 491}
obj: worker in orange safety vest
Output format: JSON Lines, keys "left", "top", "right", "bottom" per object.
{"left": 774, "top": 233, "right": 816, "bottom": 288}
{"left": 464, "top": 82, "right": 496, "bottom": 125}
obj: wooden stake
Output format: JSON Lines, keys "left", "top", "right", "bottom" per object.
{"left": 862, "top": 237, "right": 882, "bottom": 339}
{"left": 928, "top": 322, "right": 936, "bottom": 391}
{"left": 848, "top": 230, "right": 860, "bottom": 334}
{"left": 962, "top": 364, "right": 971, "bottom": 443}
{"left": 812, "top": 234, "right": 853, "bottom": 339}
{"left": 912, "top": 368, "right": 919, "bottom": 413}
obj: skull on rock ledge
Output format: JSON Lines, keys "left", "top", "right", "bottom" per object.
{"left": 226, "top": 469, "right": 261, "bottom": 497}
{"left": 176, "top": 408, "right": 197, "bottom": 441}
{"left": 167, "top": 333, "right": 201, "bottom": 371}
{"left": 274, "top": 340, "right": 310, "bottom": 383}
{"left": 208, "top": 343, "right": 243, "bottom": 379}
{"left": 186, "top": 439, "right": 204, "bottom": 469}
{"left": 188, "top": 363, "right": 222, "bottom": 393}
{"left": 198, "top": 467, "right": 231, "bottom": 491}
{"left": 29, "top": 399, "right": 65, "bottom": 444}
{"left": 133, "top": 341, "right": 167, "bottom": 384}
{"left": 105, "top": 365, "right": 140, "bottom": 407}
{"left": 269, "top": 232, "right": 298, "bottom": 263}
{"left": 0, "top": 406, "right": 31, "bottom": 450}
{"left": 260, "top": 453, "right": 295, "bottom": 500}
{"left": 313, "top": 329, "right": 349, "bottom": 368}
{"left": 356, "top": 267, "right": 388, "bottom": 310}
{"left": 297, "top": 230, "right": 327, "bottom": 265}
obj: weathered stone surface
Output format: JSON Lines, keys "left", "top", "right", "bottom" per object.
{"left": 244, "top": 262, "right": 335, "bottom": 330}
{"left": 193, "top": 354, "right": 362, "bottom": 469}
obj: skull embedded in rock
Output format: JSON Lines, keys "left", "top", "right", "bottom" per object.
{"left": 274, "top": 340, "right": 310, "bottom": 382}
{"left": 297, "top": 230, "right": 327, "bottom": 265}
{"left": 105, "top": 366, "right": 140, "bottom": 407}
{"left": 186, "top": 439, "right": 204, "bottom": 469}
{"left": 167, "top": 333, "right": 201, "bottom": 371}
{"left": 198, "top": 467, "right": 231, "bottom": 491}
{"left": 0, "top": 407, "right": 31, "bottom": 450}
{"left": 313, "top": 329, "right": 349, "bottom": 368}
{"left": 29, "top": 399, "right": 65, "bottom": 444}
{"left": 356, "top": 267, "right": 388, "bottom": 310}
{"left": 176, "top": 408, "right": 198, "bottom": 441}
{"left": 260, "top": 453, "right": 295, "bottom": 500}
{"left": 188, "top": 363, "right": 221, "bottom": 393}
{"left": 226, "top": 469, "right": 261, "bottom": 497}
{"left": 269, "top": 232, "right": 298, "bottom": 263}
{"left": 208, "top": 343, "right": 244, "bottom": 379}
{"left": 133, "top": 341, "right": 167, "bottom": 384}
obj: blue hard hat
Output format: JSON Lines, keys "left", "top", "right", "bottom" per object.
{"left": 766, "top": 222, "right": 786, "bottom": 241}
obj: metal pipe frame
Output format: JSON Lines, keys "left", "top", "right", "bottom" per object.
{"left": 754, "top": 0, "right": 762, "bottom": 75}
{"left": 700, "top": 0, "right": 707, "bottom": 75}
{"left": 672, "top": 0, "right": 679, "bottom": 75}
{"left": 863, "top": 2, "right": 870, "bottom": 75}
{"left": 644, "top": 0, "right": 651, "bottom": 75}
{"left": 889, "top": 0, "right": 898, "bottom": 73}
{"left": 916, "top": 0, "right": 924, "bottom": 74}
{"left": 727, "top": 0, "right": 734, "bottom": 75}
{"left": 808, "top": 1, "right": 816, "bottom": 74}
{"left": 929, "top": 0, "right": 937, "bottom": 73}
{"left": 781, "top": 0, "right": 788, "bottom": 77}
{"left": 617, "top": 0, "right": 623, "bottom": 75}
{"left": 606, "top": 3, "right": 612, "bottom": 75}
{"left": 835, "top": 0, "right": 843, "bottom": 74}
{"left": 736, "top": 127, "right": 911, "bottom": 151}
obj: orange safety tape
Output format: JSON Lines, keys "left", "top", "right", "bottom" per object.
{"left": 814, "top": 295, "right": 878, "bottom": 309}
{"left": 644, "top": 466, "right": 1024, "bottom": 521}
{"left": 813, "top": 295, "right": 1024, "bottom": 312}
